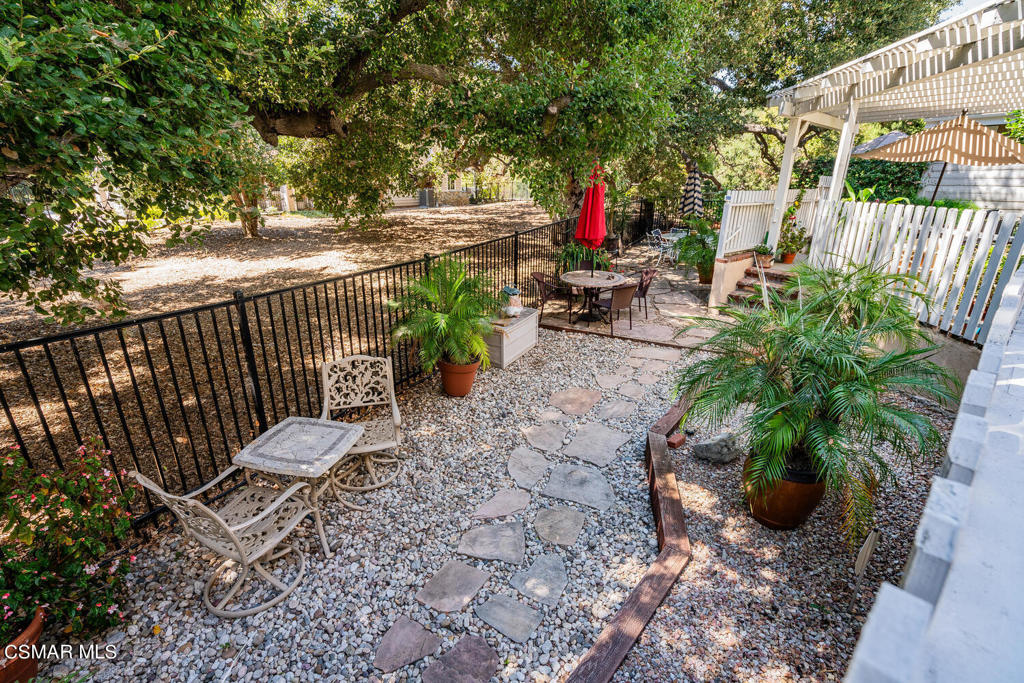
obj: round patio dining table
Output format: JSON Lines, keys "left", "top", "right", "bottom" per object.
{"left": 560, "top": 269, "right": 627, "bottom": 323}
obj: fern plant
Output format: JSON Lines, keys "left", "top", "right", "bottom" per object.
{"left": 389, "top": 257, "right": 503, "bottom": 371}
{"left": 676, "top": 262, "right": 958, "bottom": 542}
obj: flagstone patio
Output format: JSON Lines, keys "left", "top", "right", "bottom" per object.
{"left": 537, "top": 246, "right": 721, "bottom": 346}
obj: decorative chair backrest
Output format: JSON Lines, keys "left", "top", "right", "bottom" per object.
{"left": 610, "top": 283, "right": 639, "bottom": 310}
{"left": 320, "top": 355, "right": 397, "bottom": 417}
{"left": 652, "top": 229, "right": 663, "bottom": 238}
{"left": 577, "top": 259, "right": 596, "bottom": 272}
{"left": 130, "top": 471, "right": 243, "bottom": 561}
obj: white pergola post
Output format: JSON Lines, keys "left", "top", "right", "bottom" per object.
{"left": 767, "top": 117, "right": 808, "bottom": 249}
{"left": 826, "top": 100, "right": 860, "bottom": 203}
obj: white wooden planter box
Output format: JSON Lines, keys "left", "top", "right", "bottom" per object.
{"left": 485, "top": 308, "right": 538, "bottom": 369}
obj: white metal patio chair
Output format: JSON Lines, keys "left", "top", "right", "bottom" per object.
{"left": 130, "top": 468, "right": 313, "bottom": 618}
{"left": 319, "top": 355, "right": 403, "bottom": 493}
{"left": 647, "top": 232, "right": 673, "bottom": 266}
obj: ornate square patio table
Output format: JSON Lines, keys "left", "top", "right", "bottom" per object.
{"left": 233, "top": 416, "right": 363, "bottom": 557}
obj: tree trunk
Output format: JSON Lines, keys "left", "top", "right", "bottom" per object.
{"left": 565, "top": 174, "right": 586, "bottom": 216}
{"left": 231, "top": 191, "right": 263, "bottom": 238}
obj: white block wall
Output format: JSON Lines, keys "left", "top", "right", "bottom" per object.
{"left": 919, "top": 162, "right": 1024, "bottom": 211}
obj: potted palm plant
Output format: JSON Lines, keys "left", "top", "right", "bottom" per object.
{"left": 390, "top": 257, "right": 503, "bottom": 397}
{"left": 670, "top": 219, "right": 718, "bottom": 284}
{"left": 675, "top": 262, "right": 957, "bottom": 539}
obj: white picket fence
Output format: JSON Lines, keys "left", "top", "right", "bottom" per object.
{"left": 809, "top": 200, "right": 1024, "bottom": 344}
{"left": 717, "top": 188, "right": 823, "bottom": 257}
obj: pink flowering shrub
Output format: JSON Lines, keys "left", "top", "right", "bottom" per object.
{"left": 0, "top": 439, "right": 137, "bottom": 642}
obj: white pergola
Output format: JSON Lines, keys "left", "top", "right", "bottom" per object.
{"left": 763, "top": 0, "right": 1024, "bottom": 247}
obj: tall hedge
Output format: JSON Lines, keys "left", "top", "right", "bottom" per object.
{"left": 793, "top": 158, "right": 928, "bottom": 202}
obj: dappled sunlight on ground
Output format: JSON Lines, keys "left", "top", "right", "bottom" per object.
{"left": 0, "top": 202, "right": 549, "bottom": 343}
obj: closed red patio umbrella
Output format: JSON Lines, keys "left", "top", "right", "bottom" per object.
{"left": 574, "top": 166, "right": 607, "bottom": 273}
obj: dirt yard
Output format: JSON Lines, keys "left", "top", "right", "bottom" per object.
{"left": 0, "top": 202, "right": 550, "bottom": 343}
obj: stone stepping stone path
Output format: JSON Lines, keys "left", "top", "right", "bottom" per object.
{"left": 597, "top": 399, "right": 636, "bottom": 419}
{"left": 637, "top": 372, "right": 660, "bottom": 386}
{"left": 474, "top": 595, "right": 543, "bottom": 643}
{"left": 630, "top": 346, "right": 681, "bottom": 361}
{"left": 507, "top": 447, "right": 550, "bottom": 489}
{"left": 472, "top": 489, "right": 530, "bottom": 519}
{"left": 416, "top": 560, "right": 490, "bottom": 612}
{"left": 563, "top": 422, "right": 630, "bottom": 467}
{"left": 522, "top": 423, "right": 568, "bottom": 452}
{"left": 622, "top": 321, "right": 675, "bottom": 342}
{"left": 458, "top": 521, "right": 526, "bottom": 564}
{"left": 510, "top": 554, "right": 568, "bottom": 606}
{"left": 534, "top": 505, "right": 586, "bottom": 545}
{"left": 542, "top": 463, "right": 615, "bottom": 511}
{"left": 595, "top": 373, "right": 627, "bottom": 389}
{"left": 548, "top": 387, "right": 602, "bottom": 415}
{"left": 537, "top": 407, "right": 570, "bottom": 422}
{"left": 374, "top": 616, "right": 441, "bottom": 673}
{"left": 378, "top": 348, "right": 684, "bottom": 675}
{"left": 618, "top": 381, "right": 645, "bottom": 399}
{"left": 422, "top": 635, "right": 498, "bottom": 683}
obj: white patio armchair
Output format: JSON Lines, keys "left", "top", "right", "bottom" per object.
{"left": 319, "top": 355, "right": 403, "bottom": 493}
{"left": 130, "top": 467, "right": 313, "bottom": 618}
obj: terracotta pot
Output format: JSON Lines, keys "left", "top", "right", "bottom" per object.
{"left": 743, "top": 456, "right": 826, "bottom": 530}
{"left": 754, "top": 253, "right": 774, "bottom": 269}
{"left": 697, "top": 265, "right": 714, "bottom": 285}
{"left": 438, "top": 359, "right": 481, "bottom": 397}
{"left": 1, "top": 608, "right": 44, "bottom": 683}
{"left": 780, "top": 252, "right": 797, "bottom": 264}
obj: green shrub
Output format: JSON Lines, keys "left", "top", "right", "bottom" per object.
{"left": 1, "top": 440, "right": 137, "bottom": 642}
{"left": 795, "top": 158, "right": 928, "bottom": 202}
{"left": 671, "top": 220, "right": 718, "bottom": 280}
{"left": 555, "top": 242, "right": 612, "bottom": 275}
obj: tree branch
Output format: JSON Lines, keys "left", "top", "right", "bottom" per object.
{"left": 542, "top": 95, "right": 572, "bottom": 135}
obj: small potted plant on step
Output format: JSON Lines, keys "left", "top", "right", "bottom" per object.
{"left": 675, "top": 262, "right": 957, "bottom": 538}
{"left": 671, "top": 219, "right": 718, "bottom": 284}
{"left": 390, "top": 257, "right": 503, "bottom": 397}
{"left": 1, "top": 440, "right": 136, "bottom": 683}
{"left": 752, "top": 244, "right": 774, "bottom": 269}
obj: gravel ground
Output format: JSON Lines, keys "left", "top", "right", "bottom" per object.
{"left": 0, "top": 202, "right": 550, "bottom": 343}
{"left": 617, "top": 394, "right": 954, "bottom": 682}
{"left": 43, "top": 330, "right": 683, "bottom": 682}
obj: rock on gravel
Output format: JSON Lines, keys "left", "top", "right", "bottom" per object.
{"left": 692, "top": 431, "right": 743, "bottom": 464}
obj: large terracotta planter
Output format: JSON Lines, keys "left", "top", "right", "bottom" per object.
{"left": 743, "top": 456, "right": 826, "bottom": 530}
{"left": 0, "top": 608, "right": 44, "bottom": 683}
{"left": 779, "top": 252, "right": 797, "bottom": 264}
{"left": 438, "top": 359, "right": 481, "bottom": 397}
{"left": 697, "top": 265, "right": 714, "bottom": 285}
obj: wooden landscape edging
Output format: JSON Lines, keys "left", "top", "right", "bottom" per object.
{"left": 566, "top": 397, "right": 692, "bottom": 683}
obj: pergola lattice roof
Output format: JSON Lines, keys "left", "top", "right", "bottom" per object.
{"left": 769, "top": 0, "right": 1024, "bottom": 122}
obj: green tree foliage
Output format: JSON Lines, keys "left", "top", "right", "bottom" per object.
{"left": 236, "top": 0, "right": 701, "bottom": 217}
{"left": 0, "top": 0, "right": 248, "bottom": 321}
{"left": 1008, "top": 109, "right": 1024, "bottom": 144}
{"left": 793, "top": 158, "right": 928, "bottom": 202}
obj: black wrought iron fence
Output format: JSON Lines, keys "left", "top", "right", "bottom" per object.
{"left": 0, "top": 217, "right": 590, "bottom": 524}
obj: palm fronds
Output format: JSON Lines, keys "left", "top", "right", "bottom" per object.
{"left": 389, "top": 258, "right": 503, "bottom": 372}
{"left": 676, "top": 260, "right": 959, "bottom": 544}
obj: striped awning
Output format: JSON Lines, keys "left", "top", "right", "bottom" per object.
{"left": 854, "top": 113, "right": 1024, "bottom": 165}
{"left": 679, "top": 169, "right": 704, "bottom": 217}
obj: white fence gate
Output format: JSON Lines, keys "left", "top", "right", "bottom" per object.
{"left": 809, "top": 200, "right": 1024, "bottom": 344}
{"left": 717, "top": 188, "right": 823, "bottom": 257}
